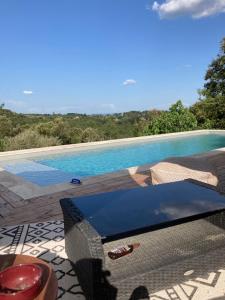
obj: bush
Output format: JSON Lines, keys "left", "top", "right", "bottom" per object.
{"left": 0, "top": 139, "right": 5, "bottom": 151}
{"left": 70, "top": 127, "right": 83, "bottom": 144}
{"left": 4, "top": 129, "right": 62, "bottom": 151}
{"left": 35, "top": 117, "right": 73, "bottom": 144}
{"left": 0, "top": 115, "right": 13, "bottom": 138}
{"left": 81, "top": 128, "right": 101, "bottom": 143}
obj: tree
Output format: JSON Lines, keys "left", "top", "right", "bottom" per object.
{"left": 191, "top": 37, "right": 225, "bottom": 128}
{"left": 134, "top": 110, "right": 162, "bottom": 136}
{"left": 144, "top": 100, "right": 197, "bottom": 135}
{"left": 203, "top": 37, "right": 225, "bottom": 98}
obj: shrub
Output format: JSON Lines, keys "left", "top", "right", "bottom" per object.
{"left": 0, "top": 139, "right": 5, "bottom": 151}
{"left": 35, "top": 117, "right": 73, "bottom": 144}
{"left": 4, "top": 129, "right": 62, "bottom": 151}
{"left": 0, "top": 115, "right": 13, "bottom": 138}
{"left": 81, "top": 128, "right": 101, "bottom": 143}
{"left": 70, "top": 127, "right": 83, "bottom": 144}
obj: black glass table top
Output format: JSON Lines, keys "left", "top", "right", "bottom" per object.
{"left": 71, "top": 181, "right": 225, "bottom": 242}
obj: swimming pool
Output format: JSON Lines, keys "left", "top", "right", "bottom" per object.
{"left": 36, "top": 133, "right": 225, "bottom": 178}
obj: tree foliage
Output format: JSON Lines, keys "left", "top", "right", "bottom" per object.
{"left": 0, "top": 115, "right": 13, "bottom": 138}
{"left": 81, "top": 128, "right": 101, "bottom": 143}
{"left": 143, "top": 101, "right": 197, "bottom": 135}
{"left": 191, "top": 37, "right": 225, "bottom": 128}
{"left": 4, "top": 129, "right": 61, "bottom": 151}
{"left": 204, "top": 38, "right": 225, "bottom": 98}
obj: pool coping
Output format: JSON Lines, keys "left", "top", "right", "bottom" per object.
{"left": 1, "top": 129, "right": 225, "bottom": 200}
{"left": 0, "top": 129, "right": 225, "bottom": 161}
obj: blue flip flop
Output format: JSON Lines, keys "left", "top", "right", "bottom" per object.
{"left": 70, "top": 178, "right": 82, "bottom": 185}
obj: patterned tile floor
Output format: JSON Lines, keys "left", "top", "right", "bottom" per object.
{"left": 1, "top": 221, "right": 225, "bottom": 300}
{"left": 0, "top": 220, "right": 85, "bottom": 300}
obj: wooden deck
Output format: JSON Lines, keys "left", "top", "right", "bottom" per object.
{"left": 0, "top": 171, "right": 151, "bottom": 227}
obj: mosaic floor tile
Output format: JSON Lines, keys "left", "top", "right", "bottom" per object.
{"left": 1, "top": 221, "right": 225, "bottom": 299}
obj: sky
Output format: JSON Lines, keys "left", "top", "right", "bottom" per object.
{"left": 0, "top": 0, "right": 225, "bottom": 114}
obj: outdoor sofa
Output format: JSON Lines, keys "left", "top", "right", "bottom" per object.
{"left": 61, "top": 179, "right": 225, "bottom": 299}
{"left": 60, "top": 149, "right": 225, "bottom": 299}
{"left": 149, "top": 150, "right": 225, "bottom": 193}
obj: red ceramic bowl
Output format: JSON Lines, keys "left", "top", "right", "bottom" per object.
{"left": 0, "top": 264, "right": 43, "bottom": 300}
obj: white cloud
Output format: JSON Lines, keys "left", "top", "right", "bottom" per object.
{"left": 123, "top": 79, "right": 137, "bottom": 86}
{"left": 152, "top": 0, "right": 225, "bottom": 19}
{"left": 23, "top": 90, "right": 33, "bottom": 95}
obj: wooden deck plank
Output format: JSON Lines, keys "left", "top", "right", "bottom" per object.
{"left": 0, "top": 184, "right": 24, "bottom": 208}
{"left": 4, "top": 180, "right": 143, "bottom": 221}
{"left": 0, "top": 172, "right": 151, "bottom": 227}
{"left": 5, "top": 202, "right": 62, "bottom": 226}
{"left": 0, "top": 191, "right": 24, "bottom": 208}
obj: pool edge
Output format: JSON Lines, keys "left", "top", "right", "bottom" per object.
{"left": 0, "top": 129, "right": 225, "bottom": 161}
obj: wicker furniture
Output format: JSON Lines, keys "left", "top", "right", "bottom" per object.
{"left": 60, "top": 180, "right": 225, "bottom": 300}
{"left": 0, "top": 254, "right": 58, "bottom": 300}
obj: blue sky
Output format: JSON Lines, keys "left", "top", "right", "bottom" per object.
{"left": 0, "top": 0, "right": 225, "bottom": 114}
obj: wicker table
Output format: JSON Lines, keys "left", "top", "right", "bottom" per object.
{"left": 0, "top": 254, "right": 58, "bottom": 300}
{"left": 60, "top": 180, "right": 225, "bottom": 300}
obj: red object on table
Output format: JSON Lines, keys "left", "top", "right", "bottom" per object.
{"left": 0, "top": 264, "right": 43, "bottom": 300}
{"left": 0, "top": 255, "right": 58, "bottom": 300}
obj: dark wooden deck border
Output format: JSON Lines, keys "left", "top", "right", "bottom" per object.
{"left": 0, "top": 171, "right": 150, "bottom": 227}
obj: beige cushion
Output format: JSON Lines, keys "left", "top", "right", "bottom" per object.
{"left": 150, "top": 151, "right": 225, "bottom": 193}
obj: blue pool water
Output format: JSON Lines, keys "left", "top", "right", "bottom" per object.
{"left": 37, "top": 134, "right": 225, "bottom": 178}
